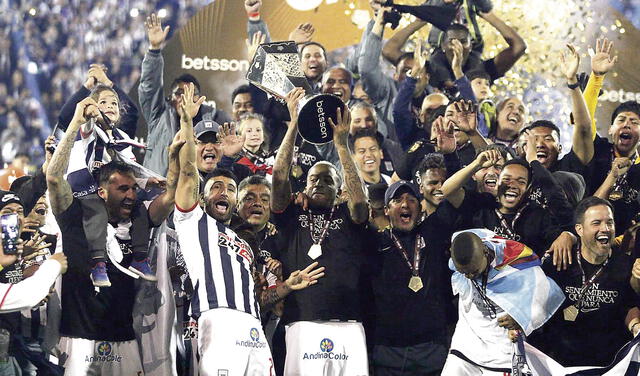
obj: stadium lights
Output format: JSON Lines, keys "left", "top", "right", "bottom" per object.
{"left": 157, "top": 8, "right": 168, "bottom": 18}
{"left": 130, "top": 8, "right": 139, "bottom": 18}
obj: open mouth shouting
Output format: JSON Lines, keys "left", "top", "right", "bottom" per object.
{"left": 502, "top": 188, "right": 520, "bottom": 204}
{"left": 595, "top": 233, "right": 611, "bottom": 246}
{"left": 507, "top": 113, "right": 521, "bottom": 128}
{"left": 483, "top": 175, "right": 498, "bottom": 193}
{"left": 213, "top": 199, "right": 230, "bottom": 216}
{"left": 617, "top": 130, "right": 635, "bottom": 148}
{"left": 398, "top": 210, "right": 414, "bottom": 225}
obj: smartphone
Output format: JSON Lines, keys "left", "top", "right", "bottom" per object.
{"left": 0, "top": 214, "right": 20, "bottom": 255}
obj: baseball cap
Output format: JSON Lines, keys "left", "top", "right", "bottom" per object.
{"left": 384, "top": 180, "right": 421, "bottom": 206}
{"left": 194, "top": 119, "right": 220, "bottom": 139}
{"left": 0, "top": 190, "right": 23, "bottom": 211}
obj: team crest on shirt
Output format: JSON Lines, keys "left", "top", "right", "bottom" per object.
{"left": 320, "top": 338, "right": 334, "bottom": 352}
{"left": 250, "top": 328, "right": 260, "bottom": 342}
{"left": 218, "top": 233, "right": 254, "bottom": 265}
{"left": 85, "top": 341, "right": 122, "bottom": 363}
{"left": 302, "top": 337, "right": 348, "bottom": 360}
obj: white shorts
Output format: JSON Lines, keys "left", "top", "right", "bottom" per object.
{"left": 284, "top": 321, "right": 368, "bottom": 376}
{"left": 197, "top": 308, "right": 273, "bottom": 376}
{"left": 442, "top": 351, "right": 512, "bottom": 376}
{"left": 58, "top": 336, "right": 143, "bottom": 376}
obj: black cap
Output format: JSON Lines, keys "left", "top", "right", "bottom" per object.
{"left": 0, "top": 191, "right": 23, "bottom": 211}
{"left": 194, "top": 119, "right": 220, "bottom": 139}
{"left": 384, "top": 180, "right": 421, "bottom": 206}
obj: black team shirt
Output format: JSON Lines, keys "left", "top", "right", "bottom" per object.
{"left": 55, "top": 198, "right": 147, "bottom": 341}
{"left": 268, "top": 201, "right": 368, "bottom": 325}
{"left": 368, "top": 201, "right": 458, "bottom": 347}
{"left": 528, "top": 248, "right": 638, "bottom": 367}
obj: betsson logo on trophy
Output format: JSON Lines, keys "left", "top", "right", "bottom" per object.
{"left": 181, "top": 54, "right": 250, "bottom": 72}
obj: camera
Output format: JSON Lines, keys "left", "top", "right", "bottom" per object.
{"left": 383, "top": 9, "right": 402, "bottom": 30}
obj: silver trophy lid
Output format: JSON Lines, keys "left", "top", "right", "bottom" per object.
{"left": 246, "top": 40, "right": 313, "bottom": 98}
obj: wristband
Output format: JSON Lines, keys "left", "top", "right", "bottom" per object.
{"left": 567, "top": 81, "right": 580, "bottom": 90}
{"left": 247, "top": 11, "right": 260, "bottom": 18}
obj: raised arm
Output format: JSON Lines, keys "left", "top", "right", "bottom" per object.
{"left": 594, "top": 157, "right": 630, "bottom": 200}
{"left": 561, "top": 44, "right": 593, "bottom": 165}
{"left": 271, "top": 88, "right": 305, "bottom": 213}
{"left": 479, "top": 11, "right": 526, "bottom": 77}
{"left": 442, "top": 149, "right": 502, "bottom": 208}
{"left": 139, "top": 13, "right": 170, "bottom": 124}
{"left": 453, "top": 100, "right": 489, "bottom": 150}
{"left": 330, "top": 107, "right": 369, "bottom": 224}
{"left": 148, "top": 132, "right": 185, "bottom": 225}
{"left": 382, "top": 18, "right": 428, "bottom": 65}
{"left": 585, "top": 37, "right": 617, "bottom": 139}
{"left": 175, "top": 84, "right": 203, "bottom": 211}
{"left": 47, "top": 98, "right": 101, "bottom": 215}
{"left": 358, "top": 8, "right": 394, "bottom": 103}
{"left": 245, "top": 0, "right": 271, "bottom": 43}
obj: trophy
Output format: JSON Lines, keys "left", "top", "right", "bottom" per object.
{"left": 246, "top": 40, "right": 344, "bottom": 145}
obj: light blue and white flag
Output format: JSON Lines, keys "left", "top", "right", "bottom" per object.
{"left": 450, "top": 229, "right": 565, "bottom": 335}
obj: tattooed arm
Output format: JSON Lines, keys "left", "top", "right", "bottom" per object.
{"left": 331, "top": 108, "right": 369, "bottom": 224}
{"left": 46, "top": 97, "right": 101, "bottom": 215}
{"left": 271, "top": 88, "right": 305, "bottom": 213}
{"left": 256, "top": 261, "right": 325, "bottom": 311}
{"left": 175, "top": 83, "right": 204, "bottom": 211}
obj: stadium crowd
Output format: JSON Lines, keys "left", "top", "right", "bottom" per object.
{"left": 1, "top": 0, "right": 640, "bottom": 375}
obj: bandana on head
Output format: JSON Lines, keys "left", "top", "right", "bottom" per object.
{"left": 0, "top": 191, "right": 23, "bottom": 211}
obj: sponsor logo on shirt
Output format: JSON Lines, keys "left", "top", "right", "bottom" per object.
{"left": 236, "top": 328, "right": 267, "bottom": 349}
{"left": 302, "top": 338, "right": 349, "bottom": 360}
{"left": 565, "top": 283, "right": 619, "bottom": 311}
{"left": 85, "top": 341, "right": 123, "bottom": 363}
{"left": 219, "top": 232, "right": 253, "bottom": 265}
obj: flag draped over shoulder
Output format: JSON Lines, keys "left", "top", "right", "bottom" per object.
{"left": 524, "top": 335, "right": 640, "bottom": 375}
{"left": 449, "top": 228, "right": 565, "bottom": 335}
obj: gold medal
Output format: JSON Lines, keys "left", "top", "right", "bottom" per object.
{"left": 292, "top": 165, "right": 303, "bottom": 179}
{"left": 408, "top": 276, "right": 423, "bottom": 292}
{"left": 609, "top": 190, "right": 623, "bottom": 201}
{"left": 308, "top": 244, "right": 322, "bottom": 260}
{"left": 563, "top": 305, "right": 579, "bottom": 322}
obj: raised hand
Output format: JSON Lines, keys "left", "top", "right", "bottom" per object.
{"left": 178, "top": 83, "right": 206, "bottom": 121}
{"left": 217, "top": 122, "right": 245, "bottom": 157}
{"left": 560, "top": 44, "right": 580, "bottom": 82}
{"left": 453, "top": 100, "right": 478, "bottom": 133}
{"left": 285, "top": 87, "right": 306, "bottom": 125}
{"left": 432, "top": 116, "right": 456, "bottom": 154}
{"left": 522, "top": 129, "right": 538, "bottom": 164}
{"left": 329, "top": 106, "right": 351, "bottom": 146}
{"left": 475, "top": 149, "right": 502, "bottom": 169}
{"left": 246, "top": 31, "right": 266, "bottom": 60}
{"left": 72, "top": 97, "right": 101, "bottom": 125}
{"left": 289, "top": 23, "right": 315, "bottom": 45}
{"left": 245, "top": 0, "right": 262, "bottom": 19}
{"left": 168, "top": 130, "right": 186, "bottom": 162}
{"left": 451, "top": 39, "right": 464, "bottom": 76}
{"left": 285, "top": 261, "right": 326, "bottom": 291}
{"left": 591, "top": 37, "right": 618, "bottom": 76}
{"left": 145, "top": 13, "right": 170, "bottom": 50}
